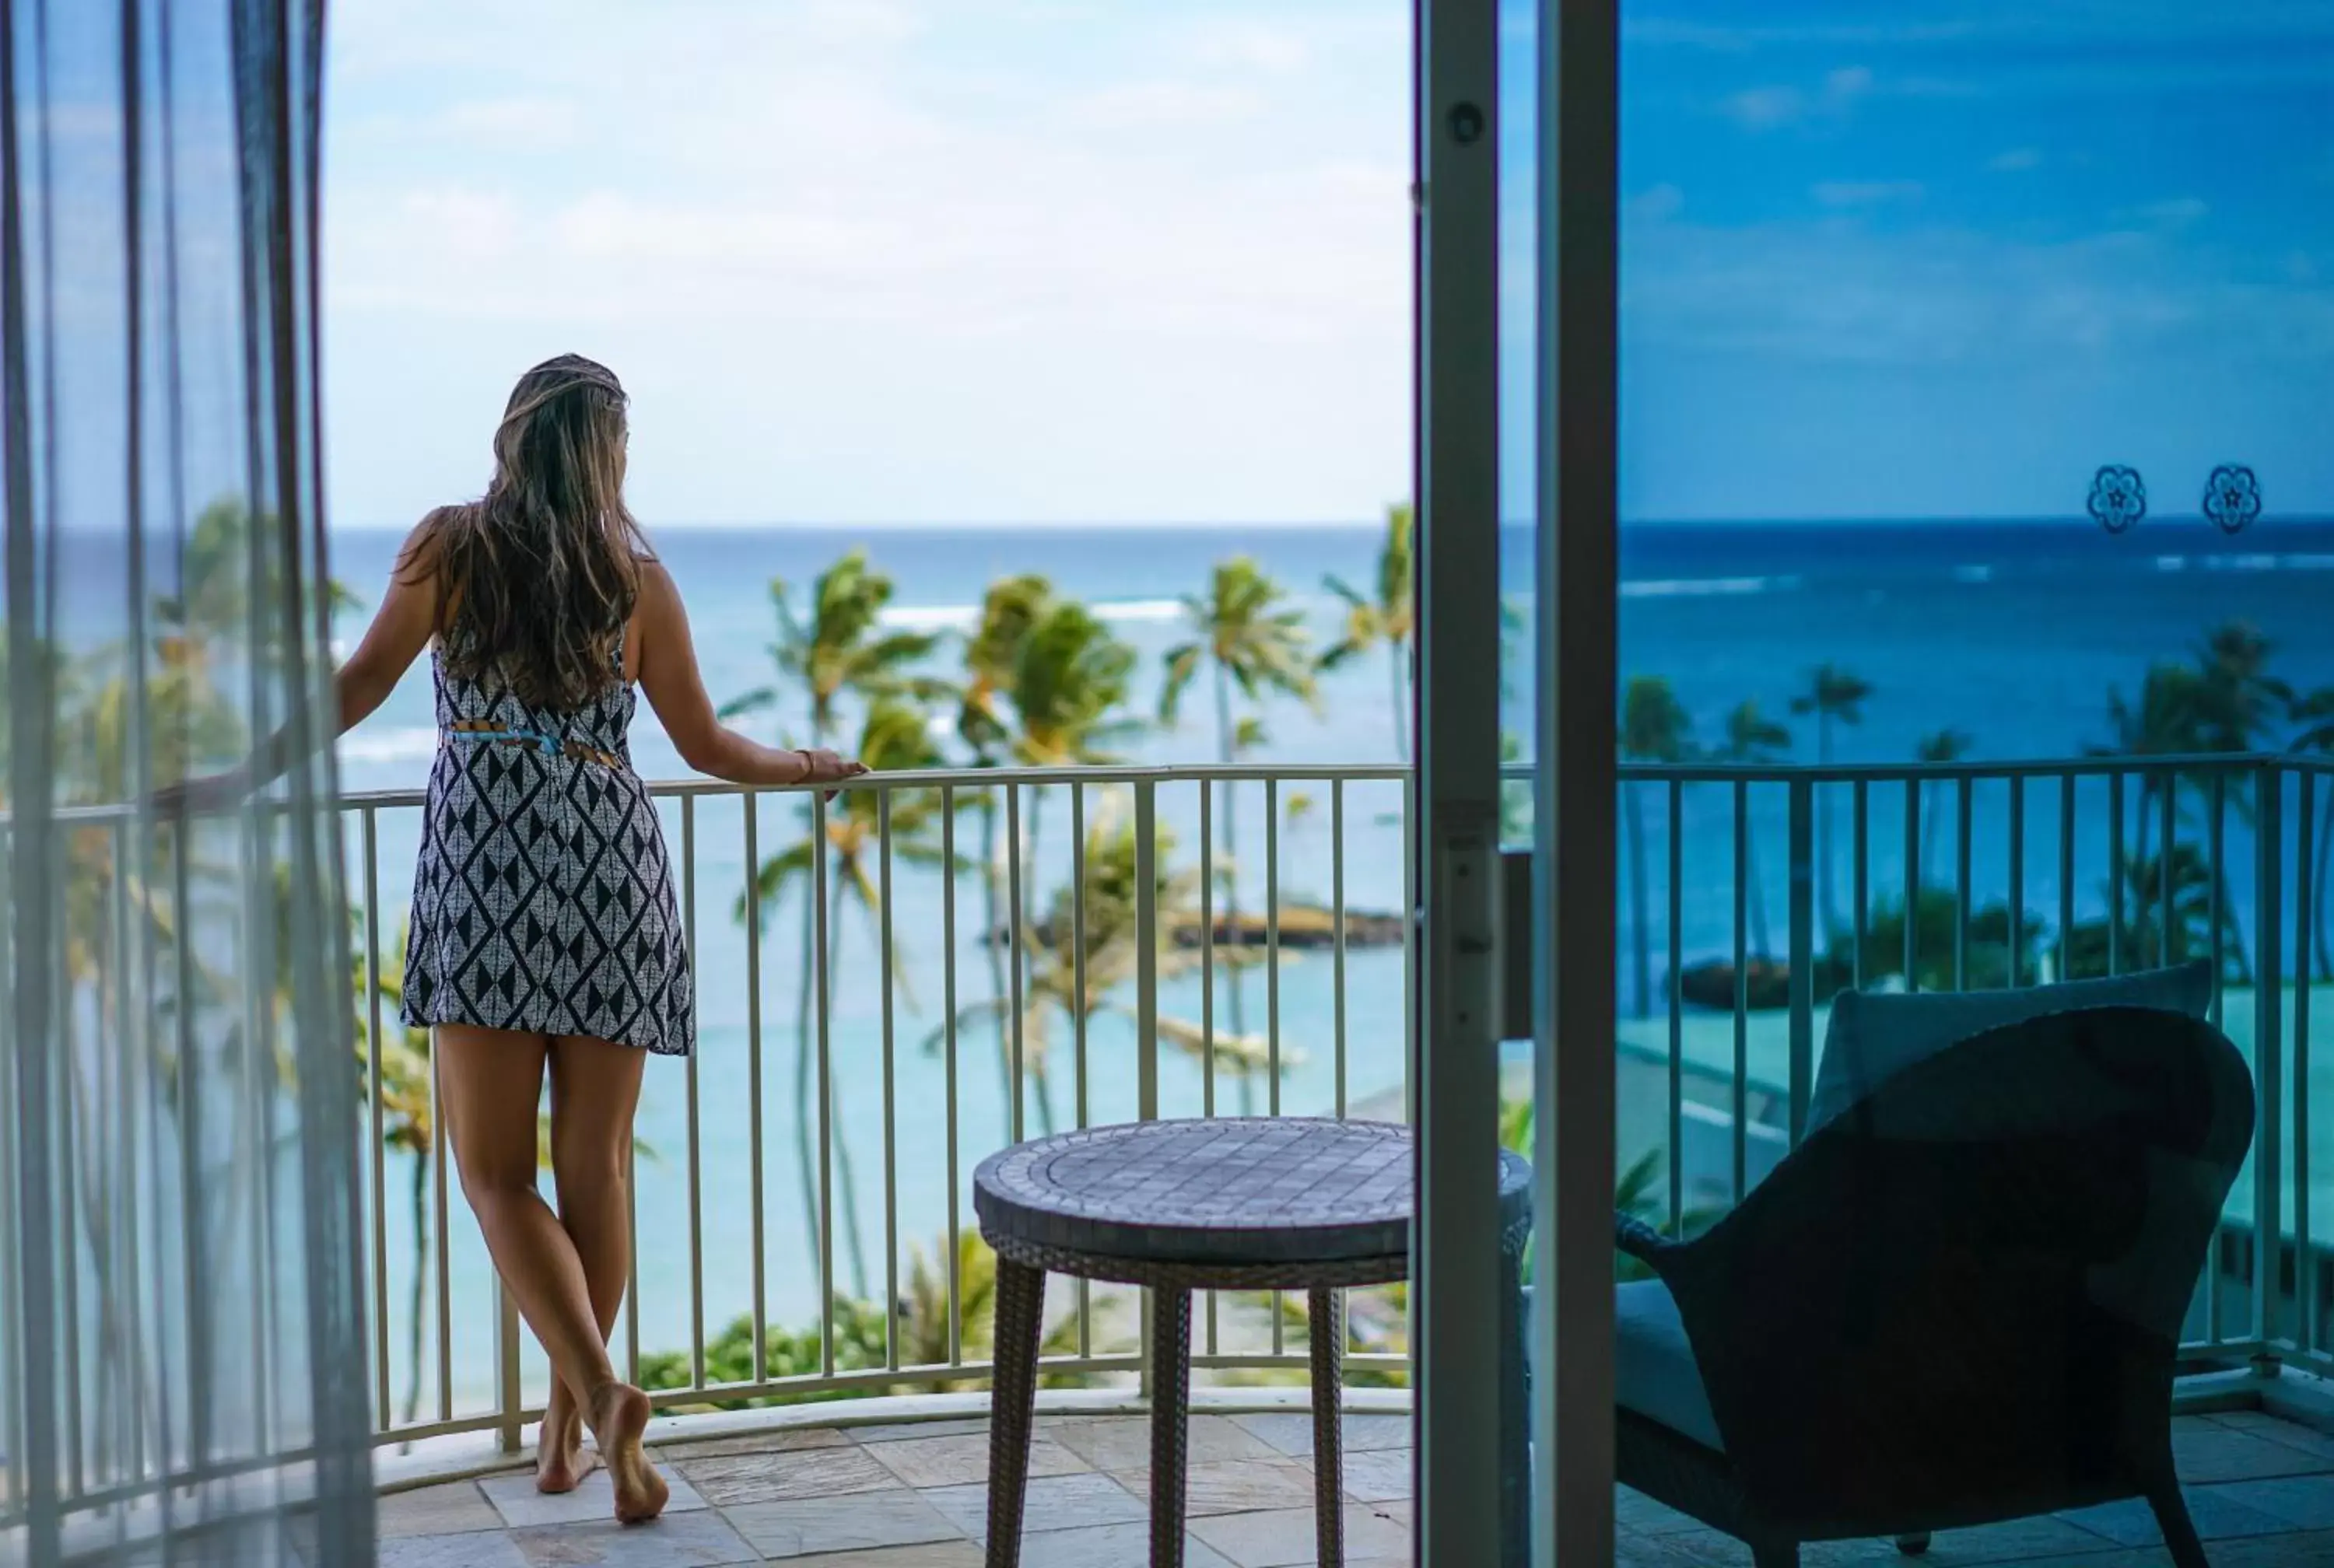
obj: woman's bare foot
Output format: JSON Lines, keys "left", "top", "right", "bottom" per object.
{"left": 535, "top": 1385, "right": 602, "bottom": 1494}
{"left": 587, "top": 1382, "right": 666, "bottom": 1524}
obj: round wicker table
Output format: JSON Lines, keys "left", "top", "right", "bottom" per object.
{"left": 972, "top": 1118, "right": 1533, "bottom": 1568}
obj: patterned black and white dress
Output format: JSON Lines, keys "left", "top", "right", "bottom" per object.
{"left": 401, "top": 633, "right": 692, "bottom": 1055}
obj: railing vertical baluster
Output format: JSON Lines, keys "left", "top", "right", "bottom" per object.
{"left": 1267, "top": 779, "right": 1283, "bottom": 1354}
{"left": 1071, "top": 784, "right": 1091, "bottom": 1359}
{"left": 1852, "top": 781, "right": 1870, "bottom": 992}
{"left": 684, "top": 796, "right": 703, "bottom": 1387}
{"left": 1007, "top": 783, "right": 1025, "bottom": 1144}
{"left": 495, "top": 1286, "right": 522, "bottom": 1454}
{"left": 2295, "top": 768, "right": 2315, "bottom": 1360}
{"left": 626, "top": 1134, "right": 640, "bottom": 1385}
{"left": 1732, "top": 780, "right": 1749, "bottom": 1205}
{"left": 108, "top": 822, "right": 138, "bottom": 1486}
{"left": 2209, "top": 782, "right": 2226, "bottom": 1344}
{"left": 363, "top": 807, "right": 389, "bottom": 1422}
{"left": 1137, "top": 782, "right": 1160, "bottom": 1118}
{"left": 1136, "top": 782, "right": 1161, "bottom": 1398}
{"left": 1666, "top": 779, "right": 1684, "bottom": 1232}
{"left": 1200, "top": 782, "right": 1215, "bottom": 1118}
{"left": 2108, "top": 771, "right": 2125, "bottom": 977}
{"left": 2059, "top": 776, "right": 2076, "bottom": 984}
{"left": 1902, "top": 779, "right": 1921, "bottom": 992}
{"left": 880, "top": 789, "right": 899, "bottom": 1373}
{"left": 1954, "top": 777, "right": 1972, "bottom": 992}
{"left": 1787, "top": 779, "right": 1814, "bottom": 1146}
{"left": 2212, "top": 774, "right": 2227, "bottom": 1027}
{"left": 2255, "top": 762, "right": 2284, "bottom": 1368}
{"left": 814, "top": 792, "right": 835, "bottom": 1377}
{"left": 2160, "top": 768, "right": 2177, "bottom": 971}
{"left": 942, "top": 787, "right": 962, "bottom": 1367}
{"left": 1267, "top": 778, "right": 1282, "bottom": 1113}
{"left": 1199, "top": 781, "right": 1218, "bottom": 1358}
{"left": 744, "top": 792, "right": 767, "bottom": 1382}
{"left": 432, "top": 1009, "right": 453, "bottom": 1423}
{"left": 1333, "top": 781, "right": 1348, "bottom": 1121}
{"left": 2008, "top": 779, "right": 2025, "bottom": 988}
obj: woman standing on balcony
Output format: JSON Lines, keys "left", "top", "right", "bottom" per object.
{"left": 180, "top": 355, "right": 863, "bottom": 1524}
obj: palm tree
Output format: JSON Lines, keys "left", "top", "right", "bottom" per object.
{"left": 1791, "top": 664, "right": 1873, "bottom": 939}
{"left": 1721, "top": 702, "right": 1792, "bottom": 958}
{"left": 728, "top": 553, "right": 942, "bottom": 1298}
{"left": 1162, "top": 558, "right": 1317, "bottom": 1108}
{"left": 1914, "top": 730, "right": 1973, "bottom": 891}
{"left": 2290, "top": 687, "right": 2334, "bottom": 980}
{"left": 956, "top": 576, "right": 1056, "bottom": 1126}
{"left": 930, "top": 794, "right": 1274, "bottom": 1126}
{"left": 1620, "top": 678, "right": 1692, "bottom": 1020}
{"left": 745, "top": 700, "right": 950, "bottom": 1302}
{"left": 1320, "top": 502, "right": 1415, "bottom": 761}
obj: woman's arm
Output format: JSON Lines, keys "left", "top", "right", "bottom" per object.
{"left": 161, "top": 522, "right": 442, "bottom": 805}
{"left": 635, "top": 560, "right": 864, "bottom": 789}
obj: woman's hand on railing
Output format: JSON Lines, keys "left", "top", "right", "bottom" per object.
{"left": 148, "top": 766, "right": 253, "bottom": 817}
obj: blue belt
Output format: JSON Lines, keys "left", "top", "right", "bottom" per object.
{"left": 446, "top": 720, "right": 622, "bottom": 769}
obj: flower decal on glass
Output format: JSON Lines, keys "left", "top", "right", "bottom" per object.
{"left": 2087, "top": 464, "right": 2147, "bottom": 535}
{"left": 2203, "top": 464, "right": 2262, "bottom": 535}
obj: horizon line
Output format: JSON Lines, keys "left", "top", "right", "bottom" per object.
{"left": 320, "top": 512, "right": 2334, "bottom": 534}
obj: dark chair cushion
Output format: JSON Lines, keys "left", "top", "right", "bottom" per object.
{"left": 1616, "top": 1278, "right": 1725, "bottom": 1452}
{"left": 1810, "top": 961, "right": 2213, "bottom": 1135}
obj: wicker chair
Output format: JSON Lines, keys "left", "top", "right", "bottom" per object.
{"left": 1611, "top": 1006, "right": 2255, "bottom": 1568}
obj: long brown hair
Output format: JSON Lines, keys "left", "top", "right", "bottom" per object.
{"left": 409, "top": 354, "right": 650, "bottom": 712}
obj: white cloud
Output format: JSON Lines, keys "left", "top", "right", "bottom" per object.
{"left": 1812, "top": 180, "right": 1924, "bottom": 208}
{"left": 1630, "top": 184, "right": 1687, "bottom": 222}
{"left": 322, "top": 0, "right": 1411, "bottom": 527}
{"left": 1989, "top": 147, "right": 2043, "bottom": 172}
{"left": 2140, "top": 198, "right": 2211, "bottom": 227}
{"left": 1720, "top": 85, "right": 1808, "bottom": 130}
{"left": 1720, "top": 65, "right": 1874, "bottom": 130}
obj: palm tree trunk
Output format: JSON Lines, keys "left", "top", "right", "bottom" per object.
{"left": 1022, "top": 788, "right": 1057, "bottom": 1137}
{"left": 825, "top": 874, "right": 871, "bottom": 1302}
{"left": 978, "top": 791, "right": 1016, "bottom": 1127}
{"left": 792, "top": 864, "right": 825, "bottom": 1284}
{"left": 1214, "top": 660, "right": 1255, "bottom": 1115}
{"left": 404, "top": 1151, "right": 428, "bottom": 1423}
{"left": 1389, "top": 639, "right": 1410, "bottom": 763}
{"left": 1627, "top": 783, "right": 1651, "bottom": 1020}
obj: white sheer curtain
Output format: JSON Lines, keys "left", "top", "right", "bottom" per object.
{"left": 2, "top": 1, "right": 373, "bottom": 1563}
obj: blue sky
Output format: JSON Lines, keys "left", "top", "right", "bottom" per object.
{"left": 321, "top": 0, "right": 2334, "bottom": 527}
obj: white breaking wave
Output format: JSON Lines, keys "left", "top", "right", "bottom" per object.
{"left": 879, "top": 596, "right": 1190, "bottom": 633}
{"left": 337, "top": 726, "right": 440, "bottom": 764}
{"left": 1617, "top": 575, "right": 1797, "bottom": 599}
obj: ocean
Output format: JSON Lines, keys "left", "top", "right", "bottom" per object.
{"left": 320, "top": 516, "right": 2334, "bottom": 1412}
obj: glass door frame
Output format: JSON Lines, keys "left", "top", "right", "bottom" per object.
{"left": 1414, "top": 0, "right": 1617, "bottom": 1563}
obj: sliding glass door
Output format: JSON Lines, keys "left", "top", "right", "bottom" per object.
{"left": 1414, "top": 0, "right": 1617, "bottom": 1563}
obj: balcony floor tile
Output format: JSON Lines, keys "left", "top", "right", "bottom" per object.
{"left": 377, "top": 1479, "right": 501, "bottom": 1538}
{"left": 359, "top": 1408, "right": 2334, "bottom": 1568}
{"left": 723, "top": 1488, "right": 963, "bottom": 1559}
{"left": 507, "top": 1510, "right": 759, "bottom": 1566}
{"left": 478, "top": 1464, "right": 704, "bottom": 1528}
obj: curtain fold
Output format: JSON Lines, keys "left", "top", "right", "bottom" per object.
{"left": 2, "top": 1, "right": 373, "bottom": 1563}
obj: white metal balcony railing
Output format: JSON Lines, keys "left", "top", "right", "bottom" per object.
{"left": 7, "top": 752, "right": 2332, "bottom": 1527}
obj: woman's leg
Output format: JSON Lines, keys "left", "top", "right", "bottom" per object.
{"left": 536, "top": 1034, "right": 648, "bottom": 1493}
{"left": 436, "top": 1025, "right": 664, "bottom": 1522}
